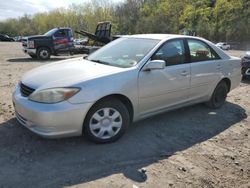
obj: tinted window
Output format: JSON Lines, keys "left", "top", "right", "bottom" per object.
{"left": 44, "top": 28, "right": 58, "bottom": 36}
{"left": 188, "top": 39, "right": 220, "bottom": 62}
{"left": 54, "top": 30, "right": 66, "bottom": 37}
{"left": 152, "top": 40, "right": 185, "bottom": 66}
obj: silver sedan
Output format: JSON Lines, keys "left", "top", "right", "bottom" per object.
{"left": 12, "top": 34, "right": 242, "bottom": 143}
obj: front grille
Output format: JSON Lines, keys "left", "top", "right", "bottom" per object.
{"left": 20, "top": 83, "right": 35, "bottom": 97}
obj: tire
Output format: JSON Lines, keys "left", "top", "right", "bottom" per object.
{"left": 29, "top": 54, "right": 37, "bottom": 59}
{"left": 37, "top": 47, "right": 51, "bottom": 60}
{"left": 83, "top": 98, "right": 130, "bottom": 143}
{"left": 206, "top": 81, "right": 228, "bottom": 109}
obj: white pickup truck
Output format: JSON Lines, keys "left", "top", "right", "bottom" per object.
{"left": 215, "top": 42, "right": 230, "bottom": 50}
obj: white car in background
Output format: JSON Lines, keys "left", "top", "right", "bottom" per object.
{"left": 216, "top": 42, "right": 230, "bottom": 50}
{"left": 13, "top": 34, "right": 242, "bottom": 143}
{"left": 74, "top": 38, "right": 88, "bottom": 45}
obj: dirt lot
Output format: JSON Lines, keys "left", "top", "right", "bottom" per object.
{"left": 0, "top": 42, "right": 249, "bottom": 188}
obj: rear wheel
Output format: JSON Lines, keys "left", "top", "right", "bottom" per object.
{"left": 37, "top": 47, "right": 51, "bottom": 60}
{"left": 206, "top": 81, "right": 228, "bottom": 109}
{"left": 83, "top": 99, "right": 130, "bottom": 143}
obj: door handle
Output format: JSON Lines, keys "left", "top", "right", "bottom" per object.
{"left": 180, "top": 71, "right": 188, "bottom": 76}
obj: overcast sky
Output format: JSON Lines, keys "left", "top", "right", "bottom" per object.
{"left": 0, "top": 0, "right": 122, "bottom": 21}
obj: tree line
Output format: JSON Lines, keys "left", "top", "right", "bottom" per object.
{"left": 0, "top": 0, "right": 249, "bottom": 43}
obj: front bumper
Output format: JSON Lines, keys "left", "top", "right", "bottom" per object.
{"left": 242, "top": 57, "right": 250, "bottom": 76}
{"left": 23, "top": 48, "right": 36, "bottom": 55}
{"left": 242, "top": 67, "right": 250, "bottom": 75}
{"left": 12, "top": 85, "right": 94, "bottom": 138}
{"left": 242, "top": 61, "right": 250, "bottom": 78}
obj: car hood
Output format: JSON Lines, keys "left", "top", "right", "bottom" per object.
{"left": 24, "top": 35, "right": 50, "bottom": 40}
{"left": 21, "top": 57, "right": 126, "bottom": 90}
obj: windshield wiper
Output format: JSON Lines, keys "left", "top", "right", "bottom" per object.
{"left": 90, "top": 59, "right": 110, "bottom": 65}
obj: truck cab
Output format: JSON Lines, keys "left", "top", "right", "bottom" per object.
{"left": 22, "top": 28, "right": 74, "bottom": 60}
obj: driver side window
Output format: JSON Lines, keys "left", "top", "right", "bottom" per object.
{"left": 54, "top": 30, "right": 66, "bottom": 38}
{"left": 152, "top": 40, "right": 185, "bottom": 66}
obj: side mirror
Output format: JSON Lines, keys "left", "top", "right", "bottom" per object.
{"left": 143, "top": 60, "right": 165, "bottom": 71}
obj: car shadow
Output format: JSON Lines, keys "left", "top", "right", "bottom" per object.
{"left": 7, "top": 57, "right": 70, "bottom": 63}
{"left": 0, "top": 102, "right": 247, "bottom": 187}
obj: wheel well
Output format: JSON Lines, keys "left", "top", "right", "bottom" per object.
{"left": 93, "top": 94, "right": 134, "bottom": 122}
{"left": 37, "top": 46, "right": 52, "bottom": 53}
{"left": 221, "top": 78, "right": 231, "bottom": 92}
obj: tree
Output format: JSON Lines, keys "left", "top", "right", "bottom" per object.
{"left": 0, "top": 0, "right": 249, "bottom": 44}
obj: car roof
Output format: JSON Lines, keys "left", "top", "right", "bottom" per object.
{"left": 126, "top": 34, "right": 231, "bottom": 60}
{"left": 127, "top": 34, "right": 203, "bottom": 41}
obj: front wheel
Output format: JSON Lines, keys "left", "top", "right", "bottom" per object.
{"left": 83, "top": 99, "right": 130, "bottom": 143}
{"left": 37, "top": 47, "right": 51, "bottom": 60}
{"left": 206, "top": 81, "right": 228, "bottom": 109}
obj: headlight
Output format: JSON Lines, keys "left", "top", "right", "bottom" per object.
{"left": 28, "top": 40, "right": 34, "bottom": 48}
{"left": 28, "top": 88, "right": 80, "bottom": 104}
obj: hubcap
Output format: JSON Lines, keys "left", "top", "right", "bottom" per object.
{"left": 89, "top": 108, "right": 122, "bottom": 139}
{"left": 40, "top": 50, "right": 48, "bottom": 58}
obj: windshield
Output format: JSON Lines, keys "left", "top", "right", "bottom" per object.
{"left": 87, "top": 37, "right": 160, "bottom": 68}
{"left": 44, "top": 28, "right": 58, "bottom": 36}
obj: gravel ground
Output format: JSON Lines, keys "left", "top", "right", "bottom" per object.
{"left": 0, "top": 42, "right": 249, "bottom": 188}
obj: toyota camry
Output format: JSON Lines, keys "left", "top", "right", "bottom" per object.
{"left": 12, "top": 34, "right": 242, "bottom": 143}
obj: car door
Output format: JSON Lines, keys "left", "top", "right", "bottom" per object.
{"left": 53, "top": 29, "right": 69, "bottom": 53}
{"left": 187, "top": 39, "right": 222, "bottom": 100}
{"left": 138, "top": 39, "right": 191, "bottom": 116}
{"left": 67, "top": 29, "right": 74, "bottom": 49}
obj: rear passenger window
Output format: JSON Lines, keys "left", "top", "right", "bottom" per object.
{"left": 152, "top": 40, "right": 186, "bottom": 66}
{"left": 187, "top": 39, "right": 220, "bottom": 62}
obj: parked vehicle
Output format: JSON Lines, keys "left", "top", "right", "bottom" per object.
{"left": 241, "top": 51, "right": 250, "bottom": 79}
{"left": 22, "top": 27, "right": 75, "bottom": 60}
{"left": 215, "top": 42, "right": 230, "bottom": 50}
{"left": 74, "top": 38, "right": 88, "bottom": 45}
{"left": 22, "top": 22, "right": 114, "bottom": 60}
{"left": 14, "top": 36, "right": 24, "bottom": 42}
{"left": 0, "top": 34, "right": 15, "bottom": 41}
{"left": 13, "top": 34, "right": 242, "bottom": 143}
